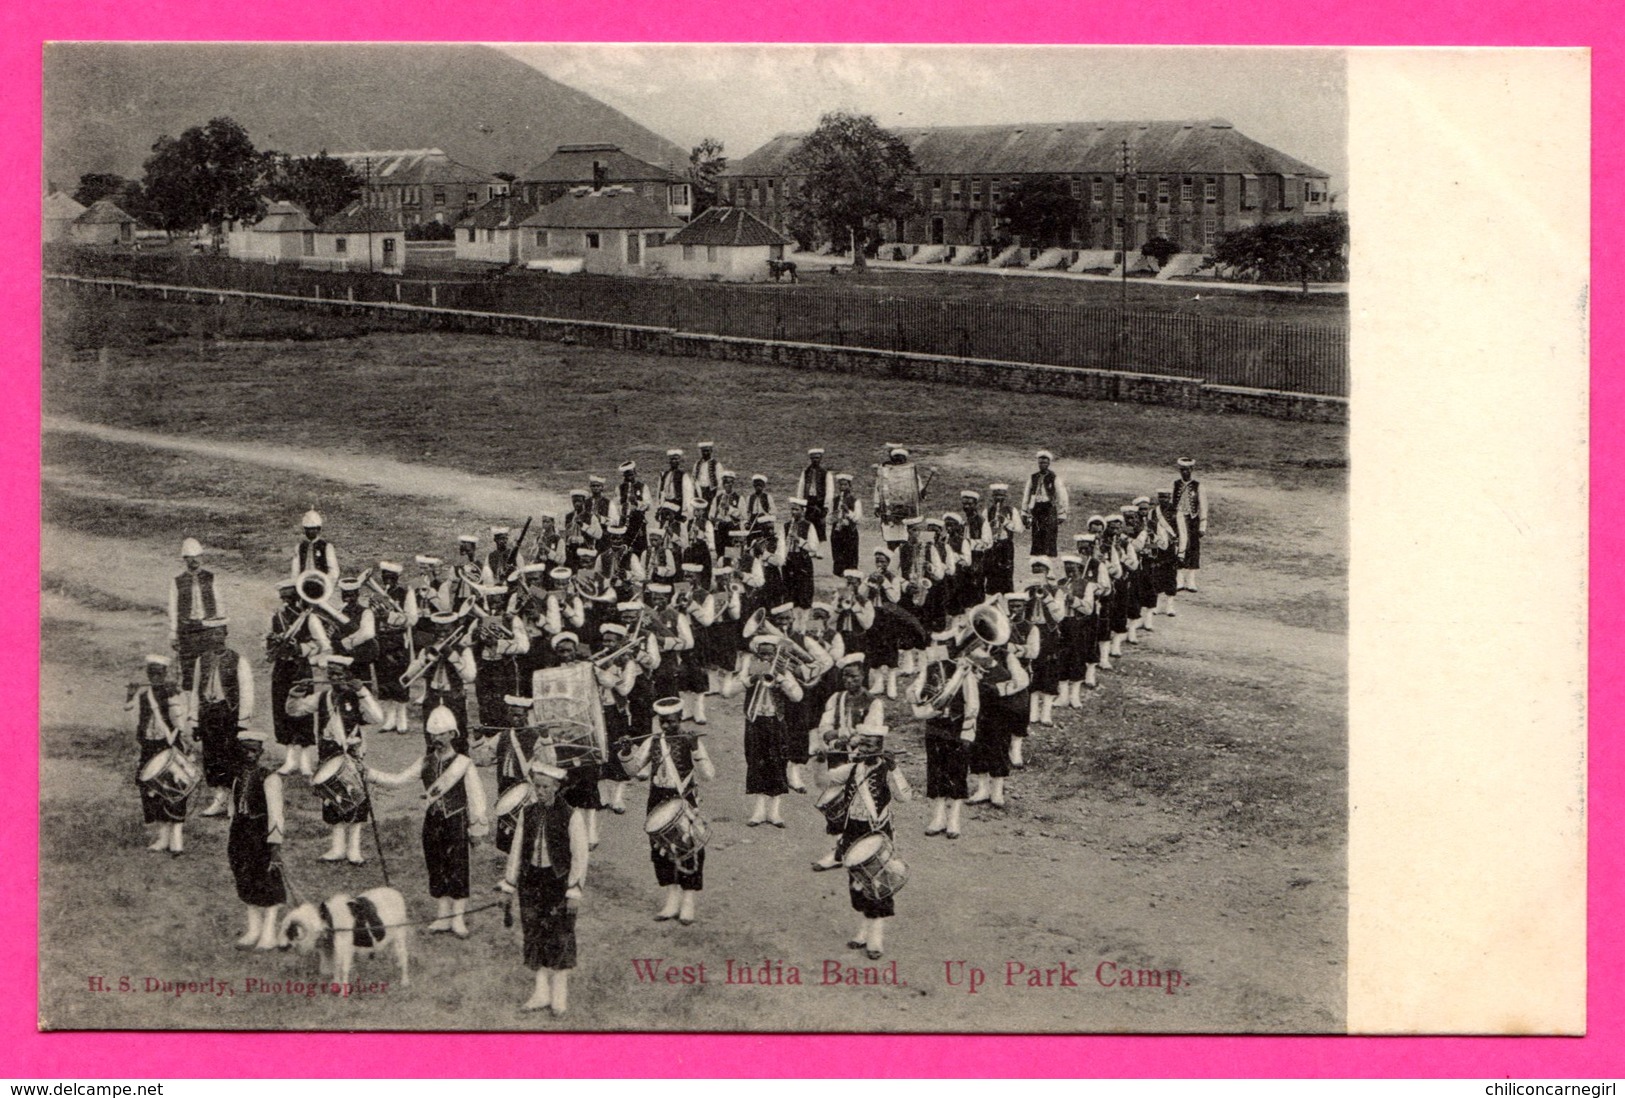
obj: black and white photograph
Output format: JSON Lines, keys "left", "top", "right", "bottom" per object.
{"left": 39, "top": 42, "right": 1354, "bottom": 1032}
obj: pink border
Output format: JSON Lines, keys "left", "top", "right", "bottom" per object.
{"left": 10, "top": 1, "right": 1615, "bottom": 1078}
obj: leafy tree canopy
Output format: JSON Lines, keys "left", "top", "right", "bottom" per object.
{"left": 1212, "top": 212, "right": 1348, "bottom": 291}
{"left": 261, "top": 151, "right": 364, "bottom": 225}
{"left": 72, "top": 173, "right": 141, "bottom": 211}
{"left": 138, "top": 117, "right": 266, "bottom": 234}
{"left": 785, "top": 111, "right": 917, "bottom": 266}
{"left": 998, "top": 177, "right": 1080, "bottom": 249}
{"left": 688, "top": 137, "right": 727, "bottom": 216}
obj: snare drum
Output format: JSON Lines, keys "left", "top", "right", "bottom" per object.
{"left": 138, "top": 747, "right": 200, "bottom": 806}
{"left": 644, "top": 799, "right": 710, "bottom": 862}
{"left": 312, "top": 754, "right": 367, "bottom": 815}
{"left": 842, "top": 833, "right": 910, "bottom": 901}
{"left": 493, "top": 782, "right": 537, "bottom": 821}
{"left": 815, "top": 784, "right": 851, "bottom": 827}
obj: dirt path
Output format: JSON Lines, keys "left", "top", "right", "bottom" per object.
{"left": 40, "top": 424, "right": 1345, "bottom": 1032}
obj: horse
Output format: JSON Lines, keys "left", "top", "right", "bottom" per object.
{"left": 766, "top": 258, "right": 799, "bottom": 284}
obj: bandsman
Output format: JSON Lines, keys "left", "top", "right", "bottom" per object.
{"left": 501, "top": 759, "right": 589, "bottom": 1015}
{"left": 707, "top": 470, "right": 745, "bottom": 557}
{"left": 291, "top": 510, "right": 340, "bottom": 585}
{"left": 288, "top": 653, "right": 382, "bottom": 865}
{"left": 658, "top": 449, "right": 699, "bottom": 519}
{"left": 911, "top": 640, "right": 978, "bottom": 840}
{"left": 227, "top": 729, "right": 285, "bottom": 951}
{"left": 984, "top": 484, "right": 1024, "bottom": 595}
{"left": 1173, "top": 457, "right": 1209, "bottom": 592}
{"left": 168, "top": 537, "right": 219, "bottom": 692}
{"left": 967, "top": 609, "right": 1032, "bottom": 809}
{"left": 827, "top": 719, "right": 911, "bottom": 960}
{"left": 796, "top": 448, "right": 836, "bottom": 541}
{"left": 129, "top": 654, "right": 190, "bottom": 855}
{"left": 723, "top": 634, "right": 804, "bottom": 827}
{"left": 692, "top": 442, "right": 722, "bottom": 507}
{"left": 828, "top": 473, "right": 864, "bottom": 576}
{"left": 371, "top": 562, "right": 416, "bottom": 733}
{"left": 186, "top": 617, "right": 254, "bottom": 819}
{"left": 267, "top": 580, "right": 321, "bottom": 771}
{"left": 1022, "top": 451, "right": 1070, "bottom": 559}
{"left": 621, "top": 697, "right": 716, "bottom": 925}
{"left": 613, "top": 461, "right": 651, "bottom": 553}
{"left": 782, "top": 497, "right": 822, "bottom": 609}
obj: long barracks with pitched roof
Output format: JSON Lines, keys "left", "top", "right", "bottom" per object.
{"left": 724, "top": 119, "right": 1332, "bottom": 253}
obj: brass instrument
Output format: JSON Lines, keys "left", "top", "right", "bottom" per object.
{"left": 591, "top": 629, "right": 646, "bottom": 670}
{"left": 296, "top": 569, "right": 350, "bottom": 624}
{"left": 400, "top": 609, "right": 477, "bottom": 687}
{"left": 948, "top": 604, "right": 1013, "bottom": 672}
{"left": 363, "top": 571, "right": 408, "bottom": 628}
{"left": 267, "top": 606, "right": 315, "bottom": 661}
{"left": 906, "top": 534, "right": 934, "bottom": 608}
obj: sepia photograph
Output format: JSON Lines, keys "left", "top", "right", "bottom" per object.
{"left": 38, "top": 42, "right": 1352, "bottom": 1033}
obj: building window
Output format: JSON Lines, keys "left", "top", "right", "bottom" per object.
{"left": 1306, "top": 181, "right": 1326, "bottom": 204}
{"left": 1157, "top": 179, "right": 1169, "bottom": 205}
{"left": 466, "top": 228, "right": 476, "bottom": 243}
{"left": 970, "top": 178, "right": 982, "bottom": 207}
{"left": 1280, "top": 176, "right": 1297, "bottom": 209}
{"left": 706, "top": 245, "right": 718, "bottom": 263}
{"left": 930, "top": 179, "right": 943, "bottom": 207}
{"left": 1136, "top": 179, "right": 1149, "bottom": 208}
{"left": 1204, "top": 179, "right": 1218, "bottom": 204}
{"left": 485, "top": 229, "right": 495, "bottom": 243}
{"left": 1242, "top": 177, "right": 1260, "bottom": 209}
{"left": 1111, "top": 221, "right": 1124, "bottom": 248}
{"left": 1112, "top": 180, "right": 1124, "bottom": 205}
{"left": 1092, "top": 178, "right": 1104, "bottom": 203}
{"left": 1202, "top": 218, "right": 1217, "bottom": 245}
{"left": 991, "top": 180, "right": 1002, "bottom": 206}
{"left": 1181, "top": 178, "right": 1193, "bottom": 201}
{"left": 467, "top": 190, "right": 477, "bottom": 204}
{"left": 334, "top": 237, "right": 347, "bottom": 254}
{"left": 536, "top": 230, "right": 549, "bottom": 247}
{"left": 646, "top": 232, "right": 666, "bottom": 248}
{"left": 434, "top": 188, "right": 447, "bottom": 207}
{"left": 766, "top": 180, "right": 776, "bottom": 204}
{"left": 951, "top": 178, "right": 962, "bottom": 205}
{"left": 586, "top": 232, "right": 601, "bottom": 249}
{"left": 682, "top": 244, "right": 695, "bottom": 260}
{"left": 1155, "top": 217, "right": 1169, "bottom": 239}
{"left": 671, "top": 183, "right": 691, "bottom": 208}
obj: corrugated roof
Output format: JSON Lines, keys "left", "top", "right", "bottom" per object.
{"left": 254, "top": 200, "right": 319, "bottom": 233}
{"left": 520, "top": 188, "right": 683, "bottom": 230}
{"left": 73, "top": 197, "right": 135, "bottom": 225}
{"left": 317, "top": 203, "right": 404, "bottom": 234}
{"left": 729, "top": 120, "right": 1328, "bottom": 179}
{"left": 667, "top": 207, "right": 794, "bottom": 248}
{"left": 330, "top": 149, "right": 502, "bottom": 187}
{"left": 45, "top": 192, "right": 88, "bottom": 220}
{"left": 519, "top": 144, "right": 679, "bottom": 185}
{"left": 456, "top": 194, "right": 541, "bottom": 231}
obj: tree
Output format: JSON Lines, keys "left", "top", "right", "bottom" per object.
{"left": 998, "top": 176, "right": 1080, "bottom": 249}
{"left": 261, "top": 151, "right": 363, "bottom": 225}
{"left": 72, "top": 172, "right": 141, "bottom": 210}
{"left": 687, "top": 137, "right": 727, "bottom": 216}
{"left": 1211, "top": 212, "right": 1348, "bottom": 291}
{"left": 785, "top": 111, "right": 917, "bottom": 267}
{"left": 138, "top": 117, "right": 267, "bottom": 234}
{"left": 1141, "top": 236, "right": 1180, "bottom": 266}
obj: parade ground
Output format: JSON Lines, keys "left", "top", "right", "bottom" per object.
{"left": 39, "top": 288, "right": 1348, "bottom": 1032}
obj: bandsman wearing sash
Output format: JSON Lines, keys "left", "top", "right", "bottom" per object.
{"left": 658, "top": 448, "right": 700, "bottom": 519}
{"left": 1022, "top": 451, "right": 1070, "bottom": 559}
{"left": 677, "top": 563, "right": 717, "bottom": 724}
{"left": 782, "top": 497, "right": 822, "bottom": 609}
{"left": 483, "top": 526, "right": 526, "bottom": 587}
{"left": 796, "top": 448, "right": 836, "bottom": 541}
{"left": 287, "top": 653, "right": 383, "bottom": 865}
{"left": 371, "top": 561, "right": 416, "bottom": 733}
{"left": 1149, "top": 491, "right": 1181, "bottom": 618}
{"left": 745, "top": 473, "right": 776, "bottom": 526}
{"left": 723, "top": 634, "right": 804, "bottom": 827}
{"left": 613, "top": 461, "right": 651, "bottom": 553}
{"left": 621, "top": 697, "right": 716, "bottom": 925}
{"left": 983, "top": 484, "right": 1024, "bottom": 595}
{"left": 828, "top": 473, "right": 863, "bottom": 576}
{"left": 911, "top": 638, "right": 979, "bottom": 840}
{"left": 564, "top": 489, "right": 604, "bottom": 557}
{"left": 471, "top": 583, "right": 531, "bottom": 728}
{"left": 227, "top": 729, "right": 285, "bottom": 951}
{"left": 811, "top": 654, "right": 885, "bottom": 869}
{"left": 187, "top": 617, "right": 254, "bottom": 819}
{"left": 169, "top": 538, "right": 219, "bottom": 692}
{"left": 369, "top": 705, "right": 490, "bottom": 939}
{"left": 501, "top": 759, "right": 589, "bottom": 1015}
{"left": 333, "top": 577, "right": 380, "bottom": 690}
{"left": 707, "top": 470, "right": 745, "bottom": 557}
{"left": 1022, "top": 558, "right": 1066, "bottom": 731}
{"left": 1173, "top": 457, "right": 1209, "bottom": 592}
{"left": 451, "top": 535, "right": 484, "bottom": 602}
{"left": 493, "top": 695, "right": 544, "bottom": 855}
{"left": 129, "top": 654, "right": 190, "bottom": 854}
{"left": 267, "top": 580, "right": 322, "bottom": 770}
{"left": 692, "top": 442, "right": 722, "bottom": 507}
{"left": 827, "top": 719, "right": 911, "bottom": 960}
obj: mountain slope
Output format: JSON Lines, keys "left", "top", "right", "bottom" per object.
{"left": 44, "top": 43, "right": 688, "bottom": 185}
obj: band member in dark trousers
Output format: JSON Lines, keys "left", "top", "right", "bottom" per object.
{"left": 967, "top": 621, "right": 1032, "bottom": 809}
{"left": 1022, "top": 451, "right": 1070, "bottom": 559}
{"left": 827, "top": 720, "right": 911, "bottom": 960}
{"left": 129, "top": 654, "right": 190, "bottom": 854}
{"left": 169, "top": 538, "right": 219, "bottom": 692}
{"left": 983, "top": 484, "right": 1024, "bottom": 595}
{"left": 187, "top": 617, "right": 254, "bottom": 819}
{"left": 287, "top": 654, "right": 382, "bottom": 865}
{"left": 828, "top": 473, "right": 863, "bottom": 576}
{"left": 227, "top": 729, "right": 285, "bottom": 951}
{"left": 622, "top": 698, "right": 716, "bottom": 925}
{"left": 371, "top": 561, "right": 416, "bottom": 732}
{"left": 796, "top": 449, "right": 835, "bottom": 541}
{"left": 723, "top": 635, "right": 803, "bottom": 827}
{"left": 912, "top": 642, "right": 979, "bottom": 840}
{"left": 1173, "top": 457, "right": 1210, "bottom": 592}
{"left": 501, "top": 760, "right": 589, "bottom": 1015}
{"left": 369, "top": 705, "right": 490, "bottom": 939}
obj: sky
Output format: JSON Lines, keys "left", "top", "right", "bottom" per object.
{"left": 497, "top": 45, "right": 1348, "bottom": 198}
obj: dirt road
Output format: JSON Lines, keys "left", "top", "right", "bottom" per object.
{"left": 41, "top": 419, "right": 1344, "bottom": 1032}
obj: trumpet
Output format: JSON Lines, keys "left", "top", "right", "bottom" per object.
{"left": 591, "top": 632, "right": 646, "bottom": 670}
{"left": 400, "top": 611, "right": 477, "bottom": 687}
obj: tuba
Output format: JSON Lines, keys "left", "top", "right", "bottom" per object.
{"left": 950, "top": 603, "right": 1011, "bottom": 665}
{"left": 296, "top": 569, "right": 350, "bottom": 624}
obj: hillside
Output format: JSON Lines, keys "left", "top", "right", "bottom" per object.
{"left": 43, "top": 43, "right": 688, "bottom": 186}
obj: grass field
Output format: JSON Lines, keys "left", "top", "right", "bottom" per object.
{"left": 40, "top": 288, "right": 1347, "bottom": 1032}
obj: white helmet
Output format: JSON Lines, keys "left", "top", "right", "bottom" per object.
{"left": 301, "top": 510, "right": 323, "bottom": 528}
{"left": 180, "top": 537, "right": 203, "bottom": 558}
{"left": 425, "top": 706, "right": 459, "bottom": 737}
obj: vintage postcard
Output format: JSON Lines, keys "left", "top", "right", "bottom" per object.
{"left": 35, "top": 43, "right": 1585, "bottom": 1035}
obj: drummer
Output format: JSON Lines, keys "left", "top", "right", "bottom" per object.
{"left": 621, "top": 697, "right": 716, "bottom": 925}
{"left": 128, "top": 654, "right": 190, "bottom": 855}
{"left": 227, "top": 729, "right": 286, "bottom": 951}
{"left": 811, "top": 654, "right": 885, "bottom": 871}
{"left": 828, "top": 718, "right": 911, "bottom": 960}
{"left": 501, "top": 758, "right": 590, "bottom": 1015}
{"left": 367, "top": 705, "right": 490, "bottom": 938}
{"left": 287, "top": 653, "right": 383, "bottom": 865}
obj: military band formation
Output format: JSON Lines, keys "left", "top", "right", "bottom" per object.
{"left": 128, "top": 443, "right": 1210, "bottom": 1015}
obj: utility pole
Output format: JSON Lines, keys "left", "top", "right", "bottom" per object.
{"left": 364, "top": 156, "right": 375, "bottom": 274}
{"left": 1116, "top": 139, "right": 1133, "bottom": 365}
